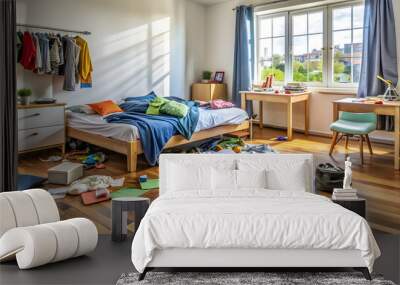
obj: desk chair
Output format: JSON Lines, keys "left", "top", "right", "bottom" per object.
{"left": 329, "top": 112, "right": 377, "bottom": 164}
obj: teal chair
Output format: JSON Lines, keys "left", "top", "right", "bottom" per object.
{"left": 329, "top": 112, "right": 377, "bottom": 164}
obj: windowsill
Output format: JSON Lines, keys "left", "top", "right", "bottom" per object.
{"left": 267, "top": 86, "right": 358, "bottom": 96}
{"left": 308, "top": 87, "right": 357, "bottom": 96}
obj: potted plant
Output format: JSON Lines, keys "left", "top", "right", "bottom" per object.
{"left": 17, "top": 88, "right": 32, "bottom": 105}
{"left": 202, "top": 71, "right": 212, "bottom": 83}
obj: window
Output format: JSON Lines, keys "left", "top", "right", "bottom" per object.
{"left": 257, "top": 14, "right": 287, "bottom": 84}
{"left": 291, "top": 9, "right": 325, "bottom": 84}
{"left": 331, "top": 4, "right": 364, "bottom": 85}
{"left": 255, "top": 1, "right": 364, "bottom": 88}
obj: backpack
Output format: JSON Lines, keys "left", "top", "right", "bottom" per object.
{"left": 315, "top": 163, "right": 344, "bottom": 192}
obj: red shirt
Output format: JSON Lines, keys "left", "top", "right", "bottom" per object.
{"left": 19, "top": 32, "right": 36, "bottom": 70}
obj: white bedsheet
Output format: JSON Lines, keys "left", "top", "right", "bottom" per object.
{"left": 131, "top": 190, "right": 380, "bottom": 273}
{"left": 67, "top": 107, "right": 248, "bottom": 142}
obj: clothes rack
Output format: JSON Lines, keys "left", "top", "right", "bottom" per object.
{"left": 232, "top": 0, "right": 291, "bottom": 11}
{"left": 16, "top": 23, "right": 91, "bottom": 35}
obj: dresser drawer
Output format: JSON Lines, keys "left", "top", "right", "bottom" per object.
{"left": 18, "top": 106, "right": 65, "bottom": 130}
{"left": 18, "top": 125, "right": 65, "bottom": 152}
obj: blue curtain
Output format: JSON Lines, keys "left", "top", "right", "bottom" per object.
{"left": 358, "top": 0, "right": 398, "bottom": 98}
{"left": 232, "top": 6, "right": 254, "bottom": 115}
{"left": 358, "top": 0, "right": 398, "bottom": 130}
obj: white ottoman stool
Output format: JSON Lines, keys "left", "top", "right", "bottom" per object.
{"left": 0, "top": 189, "right": 98, "bottom": 269}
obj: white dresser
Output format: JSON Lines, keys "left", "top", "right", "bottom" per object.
{"left": 18, "top": 103, "right": 66, "bottom": 154}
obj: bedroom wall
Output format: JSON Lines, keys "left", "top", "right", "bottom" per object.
{"left": 16, "top": 0, "right": 206, "bottom": 105}
{"left": 203, "top": 0, "right": 400, "bottom": 139}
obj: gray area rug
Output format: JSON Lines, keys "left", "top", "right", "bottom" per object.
{"left": 116, "top": 272, "right": 395, "bottom": 285}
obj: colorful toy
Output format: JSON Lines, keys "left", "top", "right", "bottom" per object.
{"left": 232, "top": 146, "right": 241, "bottom": 153}
{"left": 276, "top": 136, "right": 288, "bottom": 141}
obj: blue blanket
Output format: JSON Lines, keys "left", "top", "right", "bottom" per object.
{"left": 106, "top": 97, "right": 199, "bottom": 166}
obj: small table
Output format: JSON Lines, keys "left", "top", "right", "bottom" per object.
{"left": 332, "top": 98, "right": 400, "bottom": 170}
{"left": 111, "top": 197, "right": 150, "bottom": 242}
{"left": 332, "top": 198, "right": 366, "bottom": 218}
{"left": 240, "top": 91, "right": 311, "bottom": 140}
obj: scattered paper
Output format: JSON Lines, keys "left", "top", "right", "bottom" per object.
{"left": 140, "top": 179, "right": 159, "bottom": 190}
{"left": 111, "top": 177, "right": 125, "bottom": 187}
{"left": 111, "top": 188, "right": 150, "bottom": 198}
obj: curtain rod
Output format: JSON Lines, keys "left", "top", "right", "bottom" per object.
{"left": 16, "top": 23, "right": 91, "bottom": 35}
{"left": 232, "top": 0, "right": 292, "bottom": 11}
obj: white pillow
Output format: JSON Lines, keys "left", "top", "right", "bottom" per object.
{"left": 236, "top": 169, "right": 267, "bottom": 189}
{"left": 67, "top": 105, "right": 95, "bottom": 114}
{"left": 168, "top": 162, "right": 211, "bottom": 191}
{"left": 211, "top": 169, "right": 237, "bottom": 190}
{"left": 266, "top": 162, "right": 307, "bottom": 191}
{"left": 238, "top": 159, "right": 309, "bottom": 191}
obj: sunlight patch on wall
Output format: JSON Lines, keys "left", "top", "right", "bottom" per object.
{"left": 151, "top": 17, "right": 171, "bottom": 97}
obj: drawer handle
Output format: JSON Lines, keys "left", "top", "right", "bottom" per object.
{"left": 20, "top": 113, "right": 40, "bottom": 119}
{"left": 29, "top": 132, "right": 39, "bottom": 137}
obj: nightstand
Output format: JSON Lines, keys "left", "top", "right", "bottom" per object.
{"left": 111, "top": 197, "right": 150, "bottom": 242}
{"left": 191, "top": 83, "right": 227, "bottom": 101}
{"left": 17, "top": 103, "right": 66, "bottom": 155}
{"left": 332, "top": 198, "right": 366, "bottom": 218}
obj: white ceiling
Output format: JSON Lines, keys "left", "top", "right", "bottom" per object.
{"left": 190, "top": 0, "right": 229, "bottom": 6}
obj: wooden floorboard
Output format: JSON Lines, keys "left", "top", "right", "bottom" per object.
{"left": 17, "top": 127, "right": 400, "bottom": 235}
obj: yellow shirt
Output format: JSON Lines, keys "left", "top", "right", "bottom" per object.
{"left": 75, "top": 36, "right": 93, "bottom": 87}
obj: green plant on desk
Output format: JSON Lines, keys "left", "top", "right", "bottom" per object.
{"left": 202, "top": 71, "right": 212, "bottom": 82}
{"left": 17, "top": 88, "right": 32, "bottom": 105}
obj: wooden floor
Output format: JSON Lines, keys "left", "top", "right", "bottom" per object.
{"left": 18, "top": 127, "right": 400, "bottom": 235}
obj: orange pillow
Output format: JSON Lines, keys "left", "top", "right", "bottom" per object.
{"left": 87, "top": 100, "right": 122, "bottom": 116}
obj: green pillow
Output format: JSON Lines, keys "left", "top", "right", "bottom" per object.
{"left": 146, "top": 96, "right": 169, "bottom": 115}
{"left": 160, "top": 100, "right": 188, "bottom": 118}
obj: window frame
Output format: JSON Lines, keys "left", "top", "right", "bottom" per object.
{"left": 328, "top": 1, "right": 365, "bottom": 88}
{"left": 288, "top": 6, "right": 328, "bottom": 87}
{"left": 255, "top": 12, "right": 289, "bottom": 85}
{"left": 254, "top": 0, "right": 364, "bottom": 89}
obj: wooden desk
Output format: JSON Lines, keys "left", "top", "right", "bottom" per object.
{"left": 332, "top": 98, "right": 400, "bottom": 170}
{"left": 240, "top": 91, "right": 311, "bottom": 140}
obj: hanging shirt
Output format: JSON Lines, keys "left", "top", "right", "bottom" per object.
{"left": 38, "top": 33, "right": 51, "bottom": 74}
{"left": 32, "top": 33, "right": 43, "bottom": 72}
{"left": 75, "top": 36, "right": 93, "bottom": 88}
{"left": 19, "top": 32, "right": 36, "bottom": 70}
{"left": 50, "top": 36, "right": 62, "bottom": 74}
{"left": 58, "top": 35, "right": 67, "bottom": 76}
{"left": 16, "top": 31, "right": 23, "bottom": 62}
{"left": 63, "top": 37, "right": 80, "bottom": 91}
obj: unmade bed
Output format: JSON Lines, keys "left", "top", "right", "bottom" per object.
{"left": 67, "top": 107, "right": 249, "bottom": 172}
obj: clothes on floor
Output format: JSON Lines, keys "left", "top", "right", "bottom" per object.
{"left": 17, "top": 31, "right": 92, "bottom": 91}
{"left": 68, "top": 175, "right": 124, "bottom": 195}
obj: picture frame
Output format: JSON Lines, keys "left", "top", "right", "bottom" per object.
{"left": 213, "top": 71, "right": 225, "bottom": 83}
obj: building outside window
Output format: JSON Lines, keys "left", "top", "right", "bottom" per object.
{"left": 255, "top": 1, "right": 364, "bottom": 88}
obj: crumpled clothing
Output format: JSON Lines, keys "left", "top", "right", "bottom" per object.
{"left": 68, "top": 175, "right": 124, "bottom": 195}
{"left": 210, "top": 99, "right": 235, "bottom": 109}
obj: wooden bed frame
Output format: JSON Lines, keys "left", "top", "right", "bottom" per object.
{"left": 67, "top": 121, "right": 249, "bottom": 172}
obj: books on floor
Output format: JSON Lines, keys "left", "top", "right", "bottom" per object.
{"left": 332, "top": 188, "right": 358, "bottom": 200}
